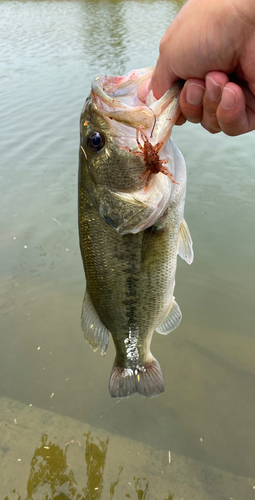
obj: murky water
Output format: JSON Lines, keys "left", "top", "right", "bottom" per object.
{"left": 1, "top": 0, "right": 255, "bottom": 498}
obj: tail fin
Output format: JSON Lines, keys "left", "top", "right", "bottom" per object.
{"left": 109, "top": 357, "right": 165, "bottom": 398}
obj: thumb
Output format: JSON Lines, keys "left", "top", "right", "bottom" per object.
{"left": 149, "top": 58, "right": 179, "bottom": 99}
{"left": 137, "top": 79, "right": 150, "bottom": 103}
{"left": 137, "top": 64, "right": 178, "bottom": 103}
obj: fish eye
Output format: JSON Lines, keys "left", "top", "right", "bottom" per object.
{"left": 87, "top": 131, "right": 105, "bottom": 152}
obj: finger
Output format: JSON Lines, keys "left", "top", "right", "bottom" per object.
{"left": 149, "top": 47, "right": 178, "bottom": 100}
{"left": 217, "top": 82, "right": 255, "bottom": 136}
{"left": 175, "top": 114, "right": 187, "bottom": 126}
{"left": 180, "top": 79, "right": 205, "bottom": 123}
{"left": 201, "top": 72, "right": 229, "bottom": 133}
{"left": 137, "top": 79, "right": 150, "bottom": 103}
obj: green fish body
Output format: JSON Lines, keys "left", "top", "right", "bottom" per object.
{"left": 78, "top": 68, "right": 193, "bottom": 398}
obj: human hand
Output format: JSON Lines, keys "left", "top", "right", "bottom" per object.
{"left": 139, "top": 0, "right": 255, "bottom": 136}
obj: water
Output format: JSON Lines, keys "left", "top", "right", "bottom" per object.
{"left": 1, "top": 0, "right": 255, "bottom": 498}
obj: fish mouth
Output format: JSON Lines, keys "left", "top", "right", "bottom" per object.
{"left": 90, "top": 67, "right": 183, "bottom": 146}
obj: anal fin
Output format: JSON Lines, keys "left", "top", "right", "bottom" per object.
{"left": 156, "top": 298, "right": 182, "bottom": 335}
{"left": 109, "top": 357, "right": 165, "bottom": 399}
{"left": 81, "top": 291, "right": 109, "bottom": 356}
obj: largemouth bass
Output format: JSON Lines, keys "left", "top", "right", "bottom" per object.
{"left": 78, "top": 67, "right": 193, "bottom": 399}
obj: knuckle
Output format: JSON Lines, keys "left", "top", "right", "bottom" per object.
{"left": 158, "top": 29, "right": 172, "bottom": 57}
{"left": 201, "top": 120, "right": 221, "bottom": 134}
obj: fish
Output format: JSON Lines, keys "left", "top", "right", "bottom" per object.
{"left": 78, "top": 67, "right": 193, "bottom": 399}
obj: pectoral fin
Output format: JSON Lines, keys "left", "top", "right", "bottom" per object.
{"left": 81, "top": 291, "right": 109, "bottom": 355}
{"left": 178, "top": 218, "right": 194, "bottom": 264}
{"left": 156, "top": 298, "right": 182, "bottom": 335}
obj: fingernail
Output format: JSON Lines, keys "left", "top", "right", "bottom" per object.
{"left": 206, "top": 76, "right": 221, "bottom": 102}
{"left": 186, "top": 83, "right": 205, "bottom": 106}
{"left": 221, "top": 87, "right": 237, "bottom": 110}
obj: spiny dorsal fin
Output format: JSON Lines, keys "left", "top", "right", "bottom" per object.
{"left": 81, "top": 291, "right": 109, "bottom": 356}
{"left": 156, "top": 298, "right": 182, "bottom": 335}
{"left": 178, "top": 218, "right": 194, "bottom": 264}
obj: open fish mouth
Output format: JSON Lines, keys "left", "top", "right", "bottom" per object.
{"left": 90, "top": 67, "right": 183, "bottom": 147}
{"left": 80, "top": 67, "right": 185, "bottom": 235}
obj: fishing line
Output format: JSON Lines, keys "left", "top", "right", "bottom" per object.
{"left": 150, "top": 112, "right": 157, "bottom": 138}
{"left": 86, "top": 399, "right": 121, "bottom": 419}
